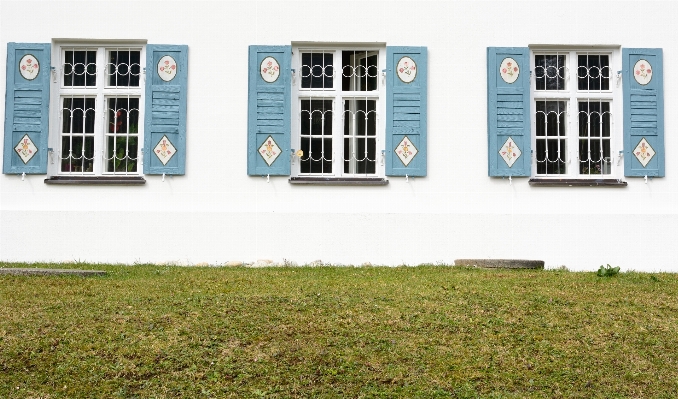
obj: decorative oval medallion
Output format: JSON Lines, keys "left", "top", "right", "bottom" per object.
{"left": 500, "top": 57, "right": 520, "bottom": 84}
{"left": 396, "top": 56, "right": 417, "bottom": 83}
{"left": 157, "top": 55, "right": 177, "bottom": 82}
{"left": 633, "top": 59, "right": 652, "bottom": 85}
{"left": 260, "top": 56, "right": 280, "bottom": 83}
{"left": 19, "top": 54, "right": 40, "bottom": 80}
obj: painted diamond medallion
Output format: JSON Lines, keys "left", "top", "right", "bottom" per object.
{"left": 499, "top": 137, "right": 521, "bottom": 167}
{"left": 396, "top": 56, "right": 417, "bottom": 83}
{"left": 260, "top": 57, "right": 280, "bottom": 83}
{"left": 19, "top": 54, "right": 40, "bottom": 81}
{"left": 500, "top": 57, "right": 519, "bottom": 84}
{"left": 154, "top": 135, "right": 176, "bottom": 165}
{"left": 15, "top": 134, "right": 38, "bottom": 164}
{"left": 395, "top": 136, "right": 418, "bottom": 166}
{"left": 259, "top": 135, "right": 281, "bottom": 166}
{"left": 633, "top": 59, "right": 652, "bottom": 85}
{"left": 633, "top": 137, "right": 655, "bottom": 167}
{"left": 157, "top": 55, "right": 177, "bottom": 82}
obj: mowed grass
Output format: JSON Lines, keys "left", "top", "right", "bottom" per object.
{"left": 1, "top": 264, "right": 677, "bottom": 398}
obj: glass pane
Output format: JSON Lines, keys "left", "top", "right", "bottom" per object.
{"left": 535, "top": 101, "right": 567, "bottom": 175}
{"left": 60, "top": 135, "right": 94, "bottom": 173}
{"left": 578, "top": 54, "right": 610, "bottom": 91}
{"left": 300, "top": 99, "right": 333, "bottom": 174}
{"left": 342, "top": 51, "right": 378, "bottom": 91}
{"left": 301, "top": 53, "right": 333, "bottom": 89}
{"left": 63, "top": 50, "right": 96, "bottom": 87}
{"left": 535, "top": 55, "right": 565, "bottom": 90}
{"left": 578, "top": 102, "right": 610, "bottom": 138}
{"left": 579, "top": 138, "right": 611, "bottom": 175}
{"left": 108, "top": 50, "right": 141, "bottom": 87}
{"left": 106, "top": 97, "right": 140, "bottom": 173}
{"left": 535, "top": 101, "right": 566, "bottom": 137}
{"left": 62, "top": 97, "right": 96, "bottom": 134}
{"left": 343, "top": 99, "right": 377, "bottom": 174}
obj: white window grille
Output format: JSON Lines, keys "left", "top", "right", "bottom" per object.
{"left": 292, "top": 46, "right": 385, "bottom": 177}
{"left": 532, "top": 49, "right": 619, "bottom": 178}
{"left": 56, "top": 45, "right": 144, "bottom": 175}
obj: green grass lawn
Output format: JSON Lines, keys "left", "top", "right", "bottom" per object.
{"left": 1, "top": 263, "right": 677, "bottom": 398}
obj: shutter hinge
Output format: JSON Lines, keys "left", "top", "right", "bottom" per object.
{"left": 50, "top": 66, "right": 57, "bottom": 83}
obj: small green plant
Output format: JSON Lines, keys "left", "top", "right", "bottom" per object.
{"left": 597, "top": 264, "right": 620, "bottom": 277}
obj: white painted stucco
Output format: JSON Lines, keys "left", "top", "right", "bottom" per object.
{"left": 1, "top": 1, "right": 677, "bottom": 271}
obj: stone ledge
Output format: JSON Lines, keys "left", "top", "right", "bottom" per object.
{"left": 0, "top": 268, "right": 107, "bottom": 276}
{"left": 454, "top": 259, "right": 545, "bottom": 269}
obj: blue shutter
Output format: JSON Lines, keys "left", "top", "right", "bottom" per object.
{"left": 623, "top": 48, "right": 664, "bottom": 177}
{"left": 3, "top": 43, "right": 50, "bottom": 174}
{"left": 247, "top": 45, "right": 291, "bottom": 176}
{"left": 487, "top": 47, "right": 530, "bottom": 176}
{"left": 386, "top": 46, "right": 427, "bottom": 176}
{"left": 143, "top": 45, "right": 188, "bottom": 175}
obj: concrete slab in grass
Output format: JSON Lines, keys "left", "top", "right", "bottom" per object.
{"left": 454, "top": 259, "right": 544, "bottom": 270}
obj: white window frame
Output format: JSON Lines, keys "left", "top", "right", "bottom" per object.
{"left": 48, "top": 41, "right": 146, "bottom": 176}
{"left": 530, "top": 46, "right": 622, "bottom": 179}
{"left": 290, "top": 44, "right": 386, "bottom": 178}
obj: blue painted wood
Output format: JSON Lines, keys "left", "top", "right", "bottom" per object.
{"left": 385, "top": 47, "right": 427, "bottom": 177}
{"left": 487, "top": 47, "right": 530, "bottom": 177}
{"left": 143, "top": 45, "right": 188, "bottom": 175}
{"left": 622, "top": 48, "right": 664, "bottom": 177}
{"left": 247, "top": 45, "right": 291, "bottom": 176}
{"left": 3, "top": 43, "right": 50, "bottom": 174}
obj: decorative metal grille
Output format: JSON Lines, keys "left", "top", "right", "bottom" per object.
{"left": 298, "top": 50, "right": 380, "bottom": 176}
{"left": 107, "top": 49, "right": 141, "bottom": 87}
{"left": 535, "top": 100, "right": 567, "bottom": 175}
{"left": 105, "top": 98, "right": 140, "bottom": 173}
{"left": 63, "top": 49, "right": 97, "bottom": 87}
{"left": 60, "top": 97, "right": 96, "bottom": 173}
{"left": 578, "top": 101, "right": 611, "bottom": 175}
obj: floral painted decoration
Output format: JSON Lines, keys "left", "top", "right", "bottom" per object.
{"left": 633, "top": 137, "right": 655, "bottom": 167}
{"left": 395, "top": 136, "right": 418, "bottom": 166}
{"left": 260, "top": 57, "right": 280, "bottom": 83}
{"left": 499, "top": 137, "right": 521, "bottom": 167}
{"left": 157, "top": 56, "right": 178, "bottom": 82}
{"left": 396, "top": 57, "right": 417, "bottom": 83}
{"left": 14, "top": 134, "right": 38, "bottom": 164}
{"left": 154, "top": 135, "right": 177, "bottom": 165}
{"left": 499, "top": 57, "right": 519, "bottom": 84}
{"left": 19, "top": 54, "right": 40, "bottom": 80}
{"left": 258, "top": 135, "right": 282, "bottom": 166}
{"left": 633, "top": 59, "right": 653, "bottom": 85}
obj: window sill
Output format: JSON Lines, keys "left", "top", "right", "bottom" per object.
{"left": 289, "top": 177, "right": 388, "bottom": 186}
{"left": 528, "top": 178, "right": 627, "bottom": 187}
{"left": 44, "top": 176, "right": 146, "bottom": 185}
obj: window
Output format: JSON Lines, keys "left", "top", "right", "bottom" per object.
{"left": 247, "top": 45, "right": 427, "bottom": 180}
{"left": 487, "top": 46, "right": 663, "bottom": 181}
{"left": 291, "top": 46, "right": 385, "bottom": 177}
{"left": 532, "top": 49, "right": 620, "bottom": 178}
{"left": 55, "top": 45, "right": 145, "bottom": 175}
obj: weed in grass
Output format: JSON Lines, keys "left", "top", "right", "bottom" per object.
{"left": 597, "top": 264, "right": 621, "bottom": 277}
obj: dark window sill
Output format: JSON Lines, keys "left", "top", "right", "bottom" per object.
{"left": 528, "top": 178, "right": 627, "bottom": 187}
{"left": 44, "top": 176, "right": 146, "bottom": 185}
{"left": 289, "top": 177, "right": 388, "bottom": 186}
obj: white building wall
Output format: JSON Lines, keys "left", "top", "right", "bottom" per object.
{"left": 1, "top": 1, "right": 677, "bottom": 271}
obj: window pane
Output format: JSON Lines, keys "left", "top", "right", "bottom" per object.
{"left": 300, "top": 99, "right": 333, "bottom": 174}
{"left": 108, "top": 50, "right": 141, "bottom": 87}
{"left": 63, "top": 50, "right": 97, "bottom": 87}
{"left": 578, "top": 54, "right": 610, "bottom": 91}
{"left": 342, "top": 51, "right": 378, "bottom": 91}
{"left": 343, "top": 99, "right": 377, "bottom": 174}
{"left": 301, "top": 53, "right": 333, "bottom": 89}
{"left": 535, "top": 101, "right": 566, "bottom": 175}
{"left": 578, "top": 101, "right": 611, "bottom": 175}
{"left": 106, "top": 97, "right": 140, "bottom": 173}
{"left": 535, "top": 55, "right": 565, "bottom": 90}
